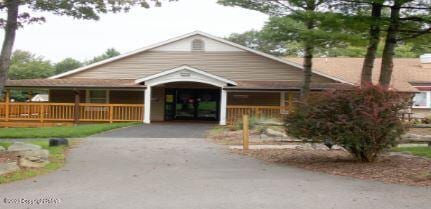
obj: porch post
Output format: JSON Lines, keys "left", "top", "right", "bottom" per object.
{"left": 144, "top": 86, "right": 151, "bottom": 124}
{"left": 219, "top": 88, "right": 227, "bottom": 125}
{"left": 73, "top": 90, "right": 80, "bottom": 124}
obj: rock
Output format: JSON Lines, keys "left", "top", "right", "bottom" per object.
{"left": 8, "top": 142, "right": 41, "bottom": 152}
{"left": 17, "top": 149, "right": 50, "bottom": 168}
{"left": 265, "top": 128, "right": 287, "bottom": 138}
{"left": 0, "top": 162, "right": 20, "bottom": 175}
{"left": 19, "top": 158, "right": 49, "bottom": 168}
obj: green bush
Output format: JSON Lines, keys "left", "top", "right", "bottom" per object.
{"left": 286, "top": 85, "right": 410, "bottom": 162}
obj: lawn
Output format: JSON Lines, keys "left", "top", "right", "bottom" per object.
{"left": 392, "top": 146, "right": 431, "bottom": 158}
{"left": 0, "top": 140, "right": 69, "bottom": 184}
{"left": 0, "top": 122, "right": 139, "bottom": 139}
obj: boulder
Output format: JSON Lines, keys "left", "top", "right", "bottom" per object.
{"left": 265, "top": 128, "right": 287, "bottom": 138}
{"left": 18, "top": 149, "right": 50, "bottom": 168}
{"left": 8, "top": 142, "right": 41, "bottom": 152}
{"left": 19, "top": 158, "right": 49, "bottom": 168}
{"left": 0, "top": 162, "right": 20, "bottom": 175}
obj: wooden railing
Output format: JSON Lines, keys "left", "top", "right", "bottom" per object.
{"left": 227, "top": 105, "right": 290, "bottom": 125}
{"left": 0, "top": 102, "right": 144, "bottom": 123}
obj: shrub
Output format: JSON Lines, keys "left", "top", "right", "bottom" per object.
{"left": 286, "top": 85, "right": 410, "bottom": 162}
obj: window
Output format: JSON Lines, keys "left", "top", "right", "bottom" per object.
{"left": 191, "top": 39, "right": 205, "bottom": 51}
{"left": 413, "top": 91, "right": 430, "bottom": 108}
{"left": 86, "top": 90, "right": 109, "bottom": 103}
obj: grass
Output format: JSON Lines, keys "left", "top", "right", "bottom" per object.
{"left": 392, "top": 146, "right": 431, "bottom": 158}
{"left": 0, "top": 140, "right": 72, "bottom": 184}
{"left": 0, "top": 122, "right": 139, "bottom": 139}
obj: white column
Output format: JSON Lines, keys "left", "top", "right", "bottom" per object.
{"left": 144, "top": 86, "right": 151, "bottom": 124}
{"left": 219, "top": 88, "right": 227, "bottom": 125}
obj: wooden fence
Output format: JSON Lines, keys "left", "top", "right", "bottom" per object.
{"left": 0, "top": 102, "right": 144, "bottom": 123}
{"left": 226, "top": 105, "right": 290, "bottom": 125}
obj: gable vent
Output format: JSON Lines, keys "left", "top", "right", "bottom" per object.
{"left": 191, "top": 39, "right": 205, "bottom": 51}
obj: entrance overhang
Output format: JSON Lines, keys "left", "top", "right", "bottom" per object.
{"left": 136, "top": 66, "right": 235, "bottom": 126}
{"left": 134, "top": 65, "right": 237, "bottom": 87}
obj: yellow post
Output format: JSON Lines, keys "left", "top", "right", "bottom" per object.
{"left": 288, "top": 92, "right": 294, "bottom": 114}
{"left": 109, "top": 105, "right": 114, "bottom": 123}
{"left": 242, "top": 114, "right": 249, "bottom": 151}
{"left": 5, "top": 90, "right": 10, "bottom": 121}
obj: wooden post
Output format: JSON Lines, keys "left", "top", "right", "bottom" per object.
{"left": 242, "top": 114, "right": 249, "bottom": 150}
{"left": 5, "top": 90, "right": 10, "bottom": 121}
{"left": 109, "top": 105, "right": 114, "bottom": 123}
{"left": 288, "top": 92, "right": 294, "bottom": 114}
{"left": 73, "top": 90, "right": 80, "bottom": 125}
{"left": 27, "top": 91, "right": 32, "bottom": 102}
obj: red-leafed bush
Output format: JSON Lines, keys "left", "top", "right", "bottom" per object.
{"left": 286, "top": 85, "right": 410, "bottom": 162}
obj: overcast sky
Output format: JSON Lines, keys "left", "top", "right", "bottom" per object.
{"left": 0, "top": 0, "right": 268, "bottom": 62}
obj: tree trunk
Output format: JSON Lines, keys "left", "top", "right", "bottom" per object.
{"left": 0, "top": 0, "right": 19, "bottom": 97}
{"left": 301, "top": 11, "right": 315, "bottom": 101}
{"left": 361, "top": 3, "right": 382, "bottom": 87}
{"left": 379, "top": 3, "right": 401, "bottom": 88}
{"left": 301, "top": 43, "right": 313, "bottom": 100}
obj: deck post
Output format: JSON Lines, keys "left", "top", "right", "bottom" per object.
{"left": 5, "top": 90, "right": 10, "bottom": 121}
{"left": 288, "top": 92, "right": 294, "bottom": 113}
{"left": 144, "top": 87, "right": 151, "bottom": 124}
{"left": 73, "top": 90, "right": 80, "bottom": 124}
{"left": 242, "top": 115, "right": 249, "bottom": 150}
{"left": 219, "top": 88, "right": 227, "bottom": 125}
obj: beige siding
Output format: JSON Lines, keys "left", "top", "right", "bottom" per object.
{"left": 412, "top": 108, "right": 431, "bottom": 119}
{"left": 64, "top": 51, "right": 333, "bottom": 83}
{"left": 228, "top": 92, "right": 280, "bottom": 106}
{"left": 151, "top": 87, "right": 165, "bottom": 121}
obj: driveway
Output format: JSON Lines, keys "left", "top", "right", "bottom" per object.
{"left": 1, "top": 124, "right": 430, "bottom": 209}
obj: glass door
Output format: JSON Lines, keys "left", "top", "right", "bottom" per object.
{"left": 165, "top": 89, "right": 219, "bottom": 121}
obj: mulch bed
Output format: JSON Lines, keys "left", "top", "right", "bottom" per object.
{"left": 234, "top": 149, "right": 431, "bottom": 187}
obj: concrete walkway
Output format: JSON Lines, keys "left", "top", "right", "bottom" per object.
{"left": 0, "top": 124, "right": 430, "bottom": 209}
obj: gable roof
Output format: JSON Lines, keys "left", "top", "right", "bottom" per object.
{"left": 50, "top": 31, "right": 350, "bottom": 84}
{"left": 286, "top": 57, "right": 422, "bottom": 92}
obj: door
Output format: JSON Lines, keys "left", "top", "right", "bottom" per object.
{"left": 165, "top": 89, "right": 219, "bottom": 121}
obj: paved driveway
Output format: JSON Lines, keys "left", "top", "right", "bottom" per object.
{"left": 1, "top": 124, "right": 430, "bottom": 209}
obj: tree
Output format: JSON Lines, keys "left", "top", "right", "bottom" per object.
{"left": 86, "top": 48, "right": 121, "bottom": 65}
{"left": 8, "top": 50, "right": 54, "bottom": 80}
{"left": 0, "top": 0, "right": 173, "bottom": 96}
{"left": 379, "top": 0, "right": 431, "bottom": 87}
{"left": 226, "top": 30, "right": 290, "bottom": 56}
{"left": 54, "top": 58, "right": 82, "bottom": 75}
{"left": 219, "top": 0, "right": 358, "bottom": 99}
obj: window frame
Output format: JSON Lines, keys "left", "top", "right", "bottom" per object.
{"left": 412, "top": 91, "right": 431, "bottom": 108}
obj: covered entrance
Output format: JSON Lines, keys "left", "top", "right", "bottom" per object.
{"left": 164, "top": 88, "right": 220, "bottom": 121}
{"left": 135, "top": 65, "right": 237, "bottom": 125}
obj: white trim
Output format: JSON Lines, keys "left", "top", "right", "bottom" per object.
{"left": 49, "top": 31, "right": 352, "bottom": 84}
{"left": 135, "top": 65, "right": 237, "bottom": 86}
{"left": 144, "top": 87, "right": 151, "bottom": 124}
{"left": 220, "top": 89, "right": 227, "bottom": 125}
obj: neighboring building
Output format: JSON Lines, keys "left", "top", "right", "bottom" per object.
{"left": 287, "top": 54, "right": 431, "bottom": 118}
{"left": 31, "top": 94, "right": 49, "bottom": 102}
{"left": 4, "top": 31, "right": 350, "bottom": 125}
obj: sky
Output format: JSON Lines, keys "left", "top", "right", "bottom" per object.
{"left": 0, "top": 0, "right": 268, "bottom": 62}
